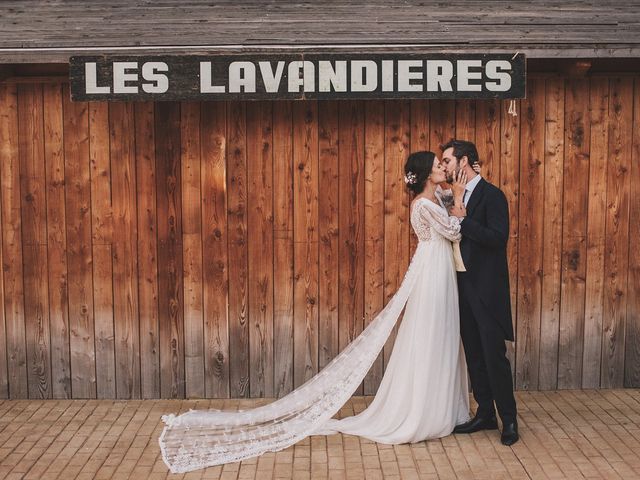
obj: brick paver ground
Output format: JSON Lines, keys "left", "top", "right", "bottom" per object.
{"left": 0, "top": 390, "right": 639, "bottom": 479}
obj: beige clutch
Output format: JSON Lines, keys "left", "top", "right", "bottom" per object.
{"left": 453, "top": 242, "right": 466, "bottom": 272}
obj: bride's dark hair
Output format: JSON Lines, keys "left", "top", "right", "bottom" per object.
{"left": 404, "top": 151, "right": 435, "bottom": 195}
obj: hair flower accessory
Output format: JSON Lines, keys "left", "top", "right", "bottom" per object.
{"left": 404, "top": 171, "right": 417, "bottom": 185}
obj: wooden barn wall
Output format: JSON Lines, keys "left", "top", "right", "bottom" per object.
{"left": 0, "top": 76, "right": 638, "bottom": 399}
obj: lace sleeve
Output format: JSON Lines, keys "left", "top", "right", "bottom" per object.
{"left": 417, "top": 199, "right": 462, "bottom": 242}
{"left": 436, "top": 187, "right": 455, "bottom": 213}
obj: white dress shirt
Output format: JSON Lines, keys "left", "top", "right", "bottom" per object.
{"left": 463, "top": 174, "right": 482, "bottom": 207}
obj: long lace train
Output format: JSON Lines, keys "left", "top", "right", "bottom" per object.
{"left": 159, "top": 242, "right": 428, "bottom": 473}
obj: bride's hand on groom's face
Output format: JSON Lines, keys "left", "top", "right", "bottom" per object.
{"left": 451, "top": 169, "right": 468, "bottom": 198}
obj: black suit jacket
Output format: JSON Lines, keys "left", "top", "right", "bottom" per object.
{"left": 459, "top": 178, "right": 514, "bottom": 341}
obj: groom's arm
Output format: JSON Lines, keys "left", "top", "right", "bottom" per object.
{"left": 460, "top": 188, "right": 509, "bottom": 249}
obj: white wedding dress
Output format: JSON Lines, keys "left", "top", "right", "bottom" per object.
{"left": 159, "top": 194, "right": 470, "bottom": 473}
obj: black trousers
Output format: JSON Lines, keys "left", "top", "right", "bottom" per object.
{"left": 458, "top": 274, "right": 517, "bottom": 425}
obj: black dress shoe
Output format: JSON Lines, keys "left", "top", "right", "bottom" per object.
{"left": 453, "top": 414, "right": 498, "bottom": 434}
{"left": 501, "top": 421, "right": 519, "bottom": 446}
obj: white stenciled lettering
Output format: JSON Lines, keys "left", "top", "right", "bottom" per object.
{"left": 142, "top": 62, "right": 169, "bottom": 94}
{"left": 397, "top": 60, "right": 423, "bottom": 92}
{"left": 258, "top": 61, "right": 285, "bottom": 93}
{"left": 229, "top": 62, "right": 256, "bottom": 93}
{"left": 457, "top": 60, "right": 482, "bottom": 92}
{"left": 318, "top": 61, "right": 347, "bottom": 92}
{"left": 486, "top": 60, "right": 512, "bottom": 92}
{"left": 288, "top": 61, "right": 315, "bottom": 93}
{"left": 200, "top": 62, "right": 225, "bottom": 93}
{"left": 85, "top": 62, "right": 110, "bottom": 94}
{"left": 381, "top": 60, "right": 394, "bottom": 91}
{"left": 351, "top": 60, "right": 377, "bottom": 92}
{"left": 113, "top": 62, "right": 139, "bottom": 94}
{"left": 426, "top": 60, "right": 453, "bottom": 92}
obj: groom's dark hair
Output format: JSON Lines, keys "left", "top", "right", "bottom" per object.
{"left": 440, "top": 139, "right": 479, "bottom": 166}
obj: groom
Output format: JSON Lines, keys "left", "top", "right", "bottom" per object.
{"left": 441, "top": 139, "right": 518, "bottom": 446}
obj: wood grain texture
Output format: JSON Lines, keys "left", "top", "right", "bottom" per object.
{"left": 455, "top": 99, "right": 476, "bottom": 143}
{"left": 246, "top": 101, "right": 274, "bottom": 398}
{"left": 272, "top": 100, "right": 294, "bottom": 397}
{"left": 516, "top": 78, "right": 545, "bottom": 391}
{"left": 135, "top": 102, "right": 161, "bottom": 399}
{"left": 293, "top": 101, "right": 319, "bottom": 388}
{"left": 363, "top": 100, "right": 386, "bottom": 395}
{"left": 429, "top": 100, "right": 456, "bottom": 152}
{"left": 3, "top": 2, "right": 639, "bottom": 63}
{"left": 625, "top": 78, "right": 640, "bottom": 388}
{"left": 383, "top": 100, "right": 410, "bottom": 368}
{"left": 1, "top": 83, "right": 28, "bottom": 399}
{"left": 0, "top": 159, "right": 5, "bottom": 397}
{"left": 181, "top": 101, "right": 205, "bottom": 398}
{"left": 476, "top": 99, "right": 500, "bottom": 184}
{"left": 63, "top": 84, "right": 96, "bottom": 399}
{"left": 44, "top": 83, "right": 70, "bottom": 399}
{"left": 89, "top": 100, "right": 115, "bottom": 399}
{"left": 156, "top": 102, "right": 184, "bottom": 399}
{"left": 227, "top": 101, "right": 249, "bottom": 397}
{"left": 558, "top": 79, "right": 589, "bottom": 389}
{"left": 583, "top": 78, "right": 608, "bottom": 389}
{"left": 318, "top": 101, "right": 339, "bottom": 372}
{"left": 1, "top": 77, "right": 640, "bottom": 398}
{"left": 339, "top": 100, "right": 365, "bottom": 395}
{"left": 539, "top": 78, "right": 564, "bottom": 390}
{"left": 201, "top": 101, "right": 230, "bottom": 398}
{"left": 601, "top": 78, "right": 632, "bottom": 388}
{"left": 500, "top": 99, "right": 520, "bottom": 380}
{"left": 409, "top": 100, "right": 429, "bottom": 256}
{"left": 110, "top": 102, "right": 140, "bottom": 399}
{"left": 18, "top": 84, "right": 51, "bottom": 399}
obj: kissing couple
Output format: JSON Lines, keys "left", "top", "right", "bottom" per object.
{"left": 159, "top": 139, "right": 518, "bottom": 474}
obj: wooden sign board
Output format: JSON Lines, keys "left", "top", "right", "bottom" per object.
{"left": 70, "top": 53, "right": 525, "bottom": 101}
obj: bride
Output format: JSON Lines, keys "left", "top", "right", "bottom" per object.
{"left": 160, "top": 151, "right": 472, "bottom": 473}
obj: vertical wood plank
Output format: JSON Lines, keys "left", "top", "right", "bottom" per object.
{"left": 135, "top": 102, "right": 161, "bottom": 399}
{"left": 156, "top": 102, "right": 184, "bottom": 399}
{"left": 202, "top": 101, "right": 229, "bottom": 398}
{"left": 339, "top": 100, "right": 365, "bottom": 395}
{"left": 110, "top": 102, "right": 140, "bottom": 399}
{"left": 89, "top": 100, "right": 115, "bottom": 399}
{"left": 516, "top": 78, "right": 545, "bottom": 391}
{"left": 44, "top": 83, "right": 73, "bottom": 399}
{"left": 63, "top": 84, "right": 96, "bottom": 398}
{"left": 273, "top": 101, "right": 294, "bottom": 397}
{"left": 181, "top": 101, "right": 205, "bottom": 398}
{"left": 475, "top": 99, "right": 501, "bottom": 184}
{"left": 246, "top": 101, "right": 274, "bottom": 397}
{"left": 364, "top": 100, "right": 385, "bottom": 395}
{"left": 558, "top": 79, "right": 589, "bottom": 389}
{"left": 601, "top": 77, "right": 633, "bottom": 388}
{"left": 500, "top": 100, "right": 520, "bottom": 381}
{"left": 227, "top": 101, "right": 249, "bottom": 397}
{"left": 318, "top": 101, "right": 339, "bottom": 371}
{"left": 409, "top": 100, "right": 429, "bottom": 256}
{"left": 293, "top": 101, "right": 319, "bottom": 388}
{"left": 18, "top": 84, "right": 51, "bottom": 399}
{"left": 430, "top": 100, "right": 456, "bottom": 151}
{"left": 539, "top": 78, "right": 564, "bottom": 390}
{"left": 383, "top": 100, "right": 410, "bottom": 368}
{"left": 455, "top": 99, "right": 476, "bottom": 142}
{"left": 1, "top": 83, "right": 27, "bottom": 399}
{"left": 0, "top": 155, "right": 5, "bottom": 397}
{"left": 625, "top": 78, "right": 640, "bottom": 387}
{"left": 583, "top": 78, "right": 609, "bottom": 389}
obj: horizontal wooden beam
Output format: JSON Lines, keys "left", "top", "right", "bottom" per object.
{"left": 2, "top": 45, "right": 640, "bottom": 64}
